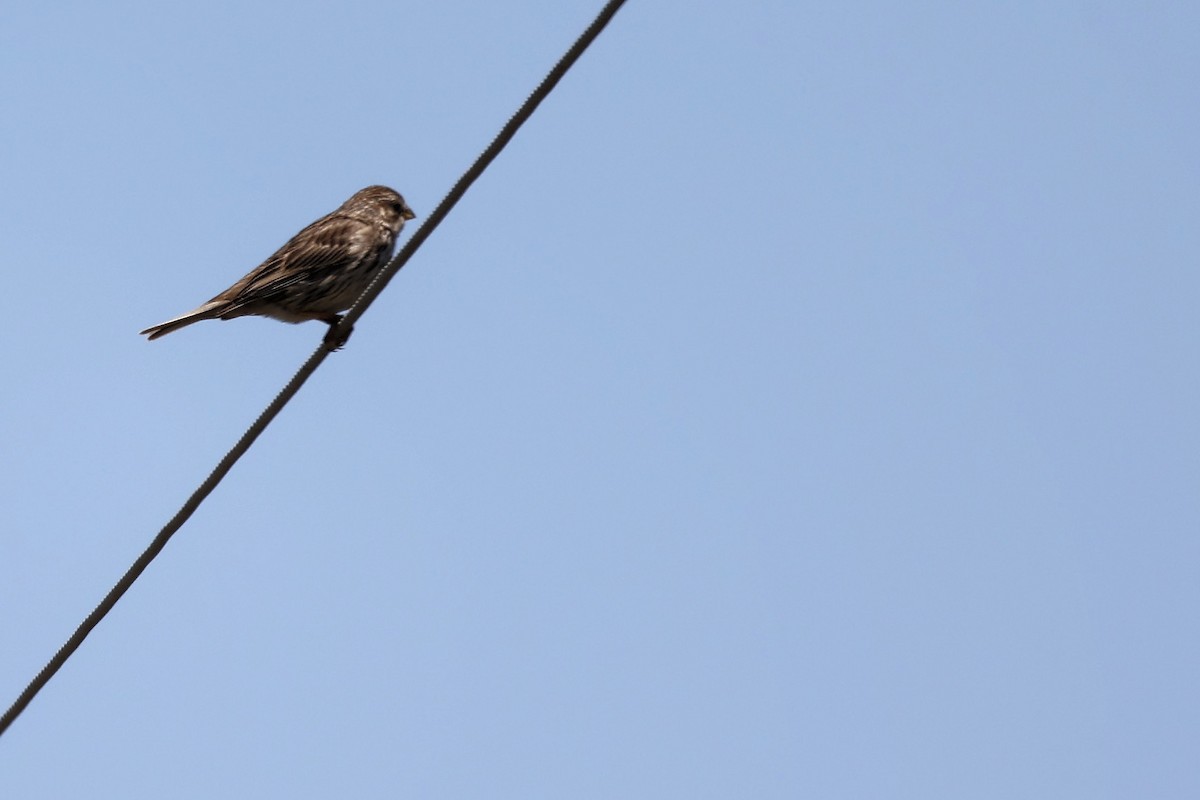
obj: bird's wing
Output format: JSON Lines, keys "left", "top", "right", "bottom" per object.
{"left": 215, "top": 215, "right": 368, "bottom": 308}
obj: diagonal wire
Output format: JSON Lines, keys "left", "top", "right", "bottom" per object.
{"left": 0, "top": 0, "right": 628, "bottom": 739}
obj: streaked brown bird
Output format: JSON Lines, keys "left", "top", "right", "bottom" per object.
{"left": 140, "top": 185, "right": 415, "bottom": 348}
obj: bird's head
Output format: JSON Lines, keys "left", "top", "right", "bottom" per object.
{"left": 347, "top": 185, "right": 416, "bottom": 227}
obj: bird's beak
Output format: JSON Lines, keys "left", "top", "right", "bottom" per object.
{"left": 402, "top": 207, "right": 416, "bottom": 221}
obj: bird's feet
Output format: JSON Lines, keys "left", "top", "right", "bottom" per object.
{"left": 322, "top": 315, "right": 354, "bottom": 351}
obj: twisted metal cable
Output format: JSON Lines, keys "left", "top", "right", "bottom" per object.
{"left": 0, "top": 0, "right": 628, "bottom": 738}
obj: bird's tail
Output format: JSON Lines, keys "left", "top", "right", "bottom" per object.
{"left": 139, "top": 301, "right": 227, "bottom": 340}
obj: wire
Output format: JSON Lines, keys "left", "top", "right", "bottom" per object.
{"left": 0, "top": 0, "right": 628, "bottom": 739}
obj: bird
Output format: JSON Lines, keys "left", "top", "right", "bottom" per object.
{"left": 140, "top": 185, "right": 415, "bottom": 349}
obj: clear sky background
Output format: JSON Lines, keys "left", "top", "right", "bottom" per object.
{"left": 1, "top": 2, "right": 1197, "bottom": 797}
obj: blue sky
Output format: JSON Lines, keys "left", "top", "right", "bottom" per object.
{"left": 2, "top": 2, "right": 1197, "bottom": 797}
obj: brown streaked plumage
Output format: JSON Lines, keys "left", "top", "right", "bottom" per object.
{"left": 141, "top": 185, "right": 415, "bottom": 348}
